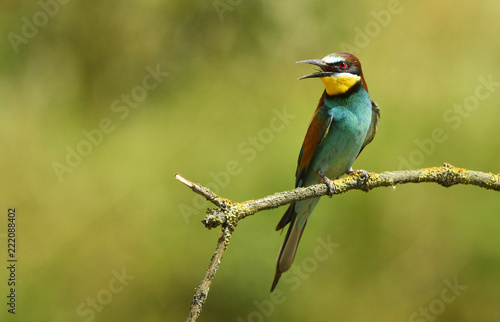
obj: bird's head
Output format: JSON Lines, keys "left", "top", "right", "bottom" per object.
{"left": 297, "top": 52, "right": 368, "bottom": 96}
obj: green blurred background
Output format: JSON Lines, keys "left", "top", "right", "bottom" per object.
{"left": 1, "top": 0, "right": 500, "bottom": 321}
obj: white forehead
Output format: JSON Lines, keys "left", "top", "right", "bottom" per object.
{"left": 322, "top": 54, "right": 345, "bottom": 64}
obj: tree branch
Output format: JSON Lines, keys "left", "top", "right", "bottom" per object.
{"left": 184, "top": 222, "right": 234, "bottom": 322}
{"left": 177, "top": 163, "right": 500, "bottom": 321}
{"left": 176, "top": 174, "right": 237, "bottom": 322}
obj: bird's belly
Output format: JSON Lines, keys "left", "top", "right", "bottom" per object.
{"left": 312, "top": 121, "right": 367, "bottom": 183}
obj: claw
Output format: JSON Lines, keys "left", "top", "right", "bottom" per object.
{"left": 317, "top": 170, "right": 336, "bottom": 196}
{"left": 347, "top": 168, "right": 370, "bottom": 181}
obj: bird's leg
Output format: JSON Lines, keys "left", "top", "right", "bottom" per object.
{"left": 317, "top": 170, "right": 336, "bottom": 196}
{"left": 347, "top": 167, "right": 370, "bottom": 181}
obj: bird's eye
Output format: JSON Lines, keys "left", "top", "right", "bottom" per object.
{"left": 338, "top": 62, "right": 348, "bottom": 69}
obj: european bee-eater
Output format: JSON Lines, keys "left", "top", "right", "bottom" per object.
{"left": 271, "top": 52, "right": 380, "bottom": 292}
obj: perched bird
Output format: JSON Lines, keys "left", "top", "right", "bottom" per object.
{"left": 271, "top": 52, "right": 380, "bottom": 292}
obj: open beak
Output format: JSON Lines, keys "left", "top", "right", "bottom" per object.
{"left": 296, "top": 59, "right": 333, "bottom": 80}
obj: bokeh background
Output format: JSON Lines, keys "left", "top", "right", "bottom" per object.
{"left": 1, "top": 0, "right": 500, "bottom": 321}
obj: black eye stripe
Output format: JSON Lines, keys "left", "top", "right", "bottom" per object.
{"left": 326, "top": 62, "right": 349, "bottom": 69}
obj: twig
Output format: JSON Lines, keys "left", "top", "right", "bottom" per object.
{"left": 174, "top": 173, "right": 227, "bottom": 208}
{"left": 184, "top": 223, "right": 234, "bottom": 322}
{"left": 176, "top": 163, "right": 500, "bottom": 321}
{"left": 176, "top": 173, "right": 238, "bottom": 322}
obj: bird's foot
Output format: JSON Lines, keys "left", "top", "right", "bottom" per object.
{"left": 317, "top": 170, "right": 336, "bottom": 196}
{"left": 347, "top": 168, "right": 370, "bottom": 182}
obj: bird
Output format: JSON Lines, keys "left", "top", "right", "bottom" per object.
{"left": 271, "top": 52, "right": 380, "bottom": 292}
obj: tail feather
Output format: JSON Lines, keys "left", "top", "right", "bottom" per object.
{"left": 271, "top": 211, "right": 306, "bottom": 292}
{"left": 271, "top": 198, "right": 320, "bottom": 292}
{"left": 275, "top": 203, "right": 295, "bottom": 231}
{"left": 270, "top": 271, "right": 282, "bottom": 292}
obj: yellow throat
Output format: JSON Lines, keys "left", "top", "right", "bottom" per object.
{"left": 320, "top": 73, "right": 361, "bottom": 96}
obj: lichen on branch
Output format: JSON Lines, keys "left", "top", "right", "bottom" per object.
{"left": 177, "top": 163, "right": 499, "bottom": 230}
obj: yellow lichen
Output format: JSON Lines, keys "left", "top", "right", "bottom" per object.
{"left": 419, "top": 164, "right": 470, "bottom": 187}
{"left": 485, "top": 172, "right": 500, "bottom": 189}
